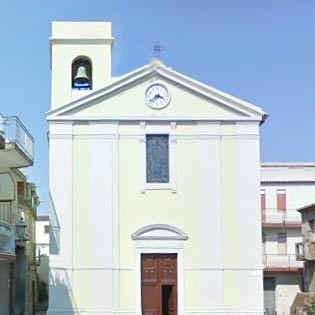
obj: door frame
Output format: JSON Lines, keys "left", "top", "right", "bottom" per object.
{"left": 135, "top": 241, "right": 184, "bottom": 315}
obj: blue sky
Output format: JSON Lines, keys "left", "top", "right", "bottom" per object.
{"left": 0, "top": 0, "right": 314, "bottom": 214}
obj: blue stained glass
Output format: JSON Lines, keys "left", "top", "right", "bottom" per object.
{"left": 146, "top": 135, "right": 169, "bottom": 183}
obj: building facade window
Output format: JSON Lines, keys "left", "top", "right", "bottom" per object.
{"left": 277, "top": 232, "right": 287, "bottom": 255}
{"left": 261, "top": 189, "right": 266, "bottom": 210}
{"left": 262, "top": 231, "right": 266, "bottom": 254}
{"left": 140, "top": 122, "right": 176, "bottom": 192}
{"left": 44, "top": 225, "right": 49, "bottom": 234}
{"left": 146, "top": 135, "right": 169, "bottom": 183}
{"left": 277, "top": 189, "right": 286, "bottom": 211}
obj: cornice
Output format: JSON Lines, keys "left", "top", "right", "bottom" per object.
{"left": 46, "top": 61, "right": 266, "bottom": 121}
{"left": 47, "top": 116, "right": 262, "bottom": 123}
{"left": 48, "top": 134, "right": 259, "bottom": 141}
{"left": 50, "top": 37, "right": 114, "bottom": 45}
{"left": 155, "top": 66, "right": 265, "bottom": 118}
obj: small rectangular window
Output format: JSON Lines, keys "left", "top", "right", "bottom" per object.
{"left": 146, "top": 135, "right": 169, "bottom": 183}
{"left": 277, "top": 232, "right": 287, "bottom": 255}
{"left": 277, "top": 189, "right": 286, "bottom": 211}
{"left": 262, "top": 232, "right": 266, "bottom": 254}
{"left": 260, "top": 189, "right": 266, "bottom": 210}
{"left": 44, "top": 225, "right": 49, "bottom": 234}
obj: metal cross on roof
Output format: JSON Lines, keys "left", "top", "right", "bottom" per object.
{"left": 152, "top": 41, "right": 164, "bottom": 58}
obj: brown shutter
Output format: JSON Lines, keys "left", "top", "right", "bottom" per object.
{"left": 277, "top": 189, "right": 286, "bottom": 211}
{"left": 260, "top": 190, "right": 266, "bottom": 210}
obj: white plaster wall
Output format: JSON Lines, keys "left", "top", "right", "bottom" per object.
{"left": 48, "top": 123, "right": 74, "bottom": 314}
{"left": 236, "top": 123, "right": 264, "bottom": 310}
{"left": 36, "top": 244, "right": 49, "bottom": 257}
{"left": 261, "top": 164, "right": 315, "bottom": 183}
{"left": 71, "top": 122, "right": 118, "bottom": 311}
{"left": 262, "top": 183, "right": 315, "bottom": 211}
{"left": 197, "top": 122, "right": 223, "bottom": 310}
{"left": 264, "top": 229, "right": 302, "bottom": 255}
{"left": 48, "top": 122, "right": 119, "bottom": 314}
{"left": 36, "top": 220, "right": 50, "bottom": 249}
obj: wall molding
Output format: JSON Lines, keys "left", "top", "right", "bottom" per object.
{"left": 131, "top": 224, "right": 188, "bottom": 241}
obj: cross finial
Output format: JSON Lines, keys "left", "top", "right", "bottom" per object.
{"left": 152, "top": 41, "right": 164, "bottom": 58}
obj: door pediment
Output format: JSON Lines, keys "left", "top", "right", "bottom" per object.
{"left": 131, "top": 224, "right": 188, "bottom": 241}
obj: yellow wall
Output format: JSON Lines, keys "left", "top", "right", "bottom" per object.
{"left": 70, "top": 122, "right": 244, "bottom": 309}
{"left": 221, "top": 124, "right": 239, "bottom": 266}
{"left": 118, "top": 134, "right": 200, "bottom": 266}
{"left": 67, "top": 80, "right": 260, "bottom": 310}
{"left": 73, "top": 124, "right": 92, "bottom": 266}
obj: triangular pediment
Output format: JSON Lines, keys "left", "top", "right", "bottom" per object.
{"left": 47, "top": 60, "right": 267, "bottom": 123}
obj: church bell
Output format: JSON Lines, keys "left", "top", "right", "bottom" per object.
{"left": 73, "top": 64, "right": 91, "bottom": 90}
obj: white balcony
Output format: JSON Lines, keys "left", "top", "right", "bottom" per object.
{"left": 0, "top": 116, "right": 34, "bottom": 168}
{"left": 263, "top": 254, "right": 303, "bottom": 271}
{"left": 262, "top": 209, "right": 301, "bottom": 227}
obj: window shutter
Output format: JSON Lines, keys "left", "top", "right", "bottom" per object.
{"left": 277, "top": 189, "right": 286, "bottom": 211}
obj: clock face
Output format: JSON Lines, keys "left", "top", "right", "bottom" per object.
{"left": 145, "top": 83, "right": 170, "bottom": 109}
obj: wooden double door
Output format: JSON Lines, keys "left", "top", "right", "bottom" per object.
{"left": 141, "top": 254, "right": 177, "bottom": 315}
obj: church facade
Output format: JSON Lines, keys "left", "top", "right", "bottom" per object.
{"left": 47, "top": 22, "right": 266, "bottom": 315}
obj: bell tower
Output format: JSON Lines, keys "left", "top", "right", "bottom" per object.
{"left": 50, "top": 22, "right": 114, "bottom": 109}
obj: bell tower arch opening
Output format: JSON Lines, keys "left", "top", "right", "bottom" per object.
{"left": 71, "top": 57, "right": 93, "bottom": 90}
{"left": 50, "top": 21, "right": 114, "bottom": 109}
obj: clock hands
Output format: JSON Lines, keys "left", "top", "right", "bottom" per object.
{"left": 145, "top": 84, "right": 170, "bottom": 109}
{"left": 150, "top": 93, "right": 164, "bottom": 102}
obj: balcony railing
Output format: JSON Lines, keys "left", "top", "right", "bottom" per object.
{"left": 0, "top": 202, "right": 24, "bottom": 226}
{"left": 0, "top": 116, "right": 34, "bottom": 160}
{"left": 0, "top": 221, "right": 15, "bottom": 255}
{"left": 262, "top": 209, "right": 301, "bottom": 226}
{"left": 263, "top": 254, "right": 303, "bottom": 270}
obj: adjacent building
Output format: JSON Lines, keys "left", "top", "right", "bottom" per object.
{"left": 296, "top": 203, "right": 315, "bottom": 292}
{"left": 47, "top": 22, "right": 267, "bottom": 315}
{"left": 290, "top": 203, "right": 315, "bottom": 314}
{"left": 261, "top": 163, "right": 315, "bottom": 315}
{"left": 36, "top": 215, "right": 50, "bottom": 257}
{"left": 0, "top": 114, "right": 38, "bottom": 314}
{"left": 36, "top": 215, "right": 50, "bottom": 310}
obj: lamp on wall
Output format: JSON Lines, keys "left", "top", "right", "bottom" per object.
{"left": 16, "top": 218, "right": 28, "bottom": 241}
